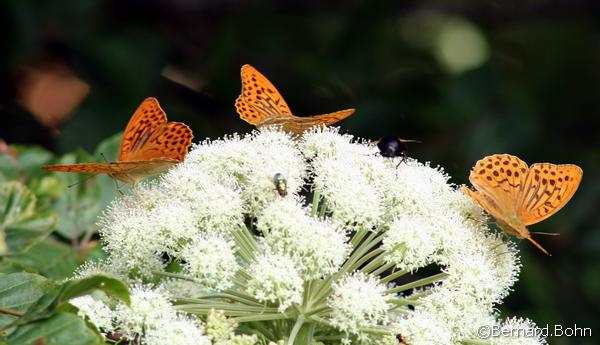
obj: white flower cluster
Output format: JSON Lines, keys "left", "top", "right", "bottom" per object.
{"left": 246, "top": 252, "right": 303, "bottom": 312}
{"left": 88, "top": 126, "right": 545, "bottom": 345}
{"left": 71, "top": 285, "right": 211, "bottom": 345}
{"left": 257, "top": 198, "right": 349, "bottom": 279}
{"left": 328, "top": 272, "right": 391, "bottom": 334}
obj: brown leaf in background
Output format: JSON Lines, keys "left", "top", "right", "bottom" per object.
{"left": 17, "top": 62, "right": 90, "bottom": 128}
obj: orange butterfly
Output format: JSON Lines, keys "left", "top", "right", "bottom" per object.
{"left": 235, "top": 64, "right": 355, "bottom": 133}
{"left": 463, "top": 154, "right": 583, "bottom": 255}
{"left": 42, "top": 97, "right": 194, "bottom": 185}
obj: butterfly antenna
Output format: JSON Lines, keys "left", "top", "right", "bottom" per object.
{"left": 99, "top": 152, "right": 108, "bottom": 162}
{"left": 530, "top": 231, "right": 560, "bottom": 236}
{"left": 526, "top": 236, "right": 551, "bottom": 256}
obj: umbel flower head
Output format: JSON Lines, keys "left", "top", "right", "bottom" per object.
{"left": 73, "top": 126, "right": 546, "bottom": 345}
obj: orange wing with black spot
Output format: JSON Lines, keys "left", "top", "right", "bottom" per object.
{"left": 517, "top": 163, "right": 582, "bottom": 225}
{"left": 235, "top": 64, "right": 355, "bottom": 132}
{"left": 464, "top": 153, "right": 583, "bottom": 255}
{"left": 235, "top": 64, "right": 292, "bottom": 125}
{"left": 120, "top": 97, "right": 193, "bottom": 161}
{"left": 468, "top": 154, "right": 529, "bottom": 216}
{"left": 42, "top": 98, "right": 193, "bottom": 185}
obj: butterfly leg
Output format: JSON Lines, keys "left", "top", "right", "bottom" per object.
{"left": 113, "top": 179, "right": 125, "bottom": 196}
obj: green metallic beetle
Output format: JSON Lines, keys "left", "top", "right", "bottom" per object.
{"left": 273, "top": 173, "right": 287, "bottom": 197}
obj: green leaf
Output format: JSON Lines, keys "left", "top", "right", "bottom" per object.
{"left": 8, "top": 241, "right": 81, "bottom": 280}
{"left": 59, "top": 274, "right": 130, "bottom": 305}
{"left": 0, "top": 273, "right": 52, "bottom": 329}
{"left": 9, "top": 288, "right": 61, "bottom": 328}
{"left": 0, "top": 261, "right": 32, "bottom": 275}
{"left": 47, "top": 133, "right": 121, "bottom": 240}
{"left": 0, "top": 146, "right": 54, "bottom": 182}
{"left": 0, "top": 182, "right": 57, "bottom": 255}
{"left": 92, "top": 132, "right": 121, "bottom": 207}
{"left": 7, "top": 312, "right": 103, "bottom": 345}
{"left": 7, "top": 274, "right": 129, "bottom": 330}
{"left": 46, "top": 152, "right": 102, "bottom": 240}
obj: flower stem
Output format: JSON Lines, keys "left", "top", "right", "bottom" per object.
{"left": 287, "top": 315, "right": 305, "bottom": 345}
{"left": 349, "top": 248, "right": 384, "bottom": 271}
{"left": 318, "top": 200, "right": 328, "bottom": 218}
{"left": 384, "top": 272, "right": 448, "bottom": 294}
{"left": 295, "top": 322, "right": 315, "bottom": 344}
{"left": 380, "top": 268, "right": 408, "bottom": 284}
{"left": 0, "top": 307, "right": 23, "bottom": 317}
{"left": 371, "top": 261, "right": 395, "bottom": 276}
{"left": 311, "top": 191, "right": 321, "bottom": 217}
{"left": 234, "top": 314, "right": 292, "bottom": 323}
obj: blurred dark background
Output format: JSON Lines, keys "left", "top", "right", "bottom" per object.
{"left": 1, "top": 1, "right": 598, "bottom": 343}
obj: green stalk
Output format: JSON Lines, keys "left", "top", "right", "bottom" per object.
{"left": 234, "top": 314, "right": 291, "bottom": 323}
{"left": 239, "top": 225, "right": 259, "bottom": 252}
{"left": 177, "top": 304, "right": 279, "bottom": 313}
{"left": 371, "top": 261, "right": 395, "bottom": 276}
{"left": 304, "top": 305, "right": 330, "bottom": 317}
{"left": 349, "top": 248, "right": 384, "bottom": 272}
{"left": 231, "top": 277, "right": 249, "bottom": 289}
{"left": 177, "top": 292, "right": 261, "bottom": 306}
{"left": 379, "top": 269, "right": 408, "bottom": 284}
{"left": 384, "top": 272, "right": 448, "bottom": 294}
{"left": 287, "top": 315, "right": 305, "bottom": 345}
{"left": 339, "top": 231, "right": 382, "bottom": 273}
{"left": 309, "top": 231, "right": 383, "bottom": 307}
{"left": 387, "top": 298, "right": 419, "bottom": 306}
{"left": 295, "top": 322, "right": 315, "bottom": 345}
{"left": 311, "top": 191, "right": 321, "bottom": 217}
{"left": 318, "top": 200, "right": 328, "bottom": 218}
{"left": 232, "top": 229, "right": 254, "bottom": 262}
{"left": 350, "top": 227, "right": 368, "bottom": 247}
{"left": 224, "top": 289, "right": 263, "bottom": 305}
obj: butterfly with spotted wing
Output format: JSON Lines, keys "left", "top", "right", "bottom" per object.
{"left": 42, "top": 97, "right": 194, "bottom": 185}
{"left": 463, "top": 154, "right": 583, "bottom": 255}
{"left": 235, "top": 64, "right": 355, "bottom": 133}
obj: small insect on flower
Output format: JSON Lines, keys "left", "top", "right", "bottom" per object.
{"left": 376, "top": 135, "right": 420, "bottom": 165}
{"left": 273, "top": 173, "right": 288, "bottom": 197}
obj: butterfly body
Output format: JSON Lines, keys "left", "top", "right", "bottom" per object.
{"left": 42, "top": 98, "right": 193, "bottom": 186}
{"left": 235, "top": 64, "right": 355, "bottom": 134}
{"left": 464, "top": 154, "right": 582, "bottom": 255}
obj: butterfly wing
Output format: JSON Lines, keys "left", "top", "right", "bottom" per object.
{"left": 120, "top": 98, "right": 193, "bottom": 162}
{"left": 258, "top": 109, "right": 355, "bottom": 133}
{"left": 42, "top": 162, "right": 116, "bottom": 175}
{"left": 468, "top": 154, "right": 529, "bottom": 220}
{"left": 517, "top": 163, "right": 583, "bottom": 225}
{"left": 305, "top": 108, "right": 355, "bottom": 126}
{"left": 235, "top": 64, "right": 292, "bottom": 125}
{"left": 120, "top": 97, "right": 167, "bottom": 161}
{"left": 462, "top": 186, "right": 507, "bottom": 222}
{"left": 42, "top": 159, "right": 179, "bottom": 184}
